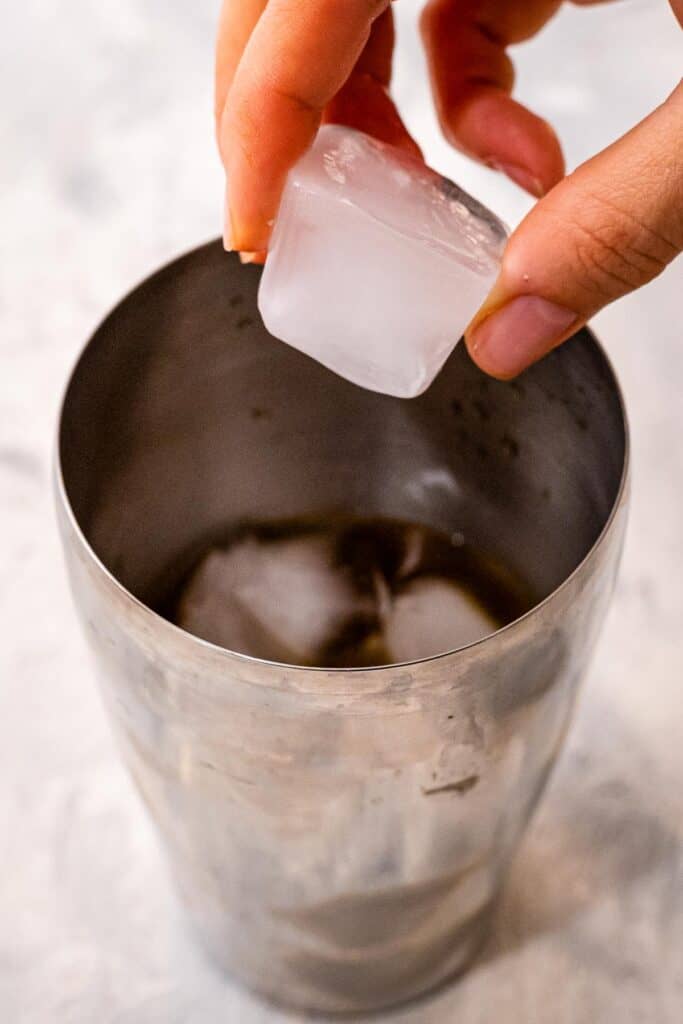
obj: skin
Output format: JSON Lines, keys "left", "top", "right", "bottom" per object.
{"left": 215, "top": 0, "right": 683, "bottom": 379}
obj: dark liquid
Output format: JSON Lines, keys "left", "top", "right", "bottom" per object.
{"left": 164, "top": 517, "right": 535, "bottom": 668}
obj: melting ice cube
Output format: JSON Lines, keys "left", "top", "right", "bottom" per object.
{"left": 176, "top": 534, "right": 372, "bottom": 665}
{"left": 177, "top": 532, "right": 498, "bottom": 666}
{"left": 258, "top": 125, "right": 507, "bottom": 399}
{"left": 384, "top": 577, "right": 497, "bottom": 663}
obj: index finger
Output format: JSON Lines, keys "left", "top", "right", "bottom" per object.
{"left": 221, "top": 0, "right": 390, "bottom": 252}
{"left": 214, "top": 0, "right": 266, "bottom": 151}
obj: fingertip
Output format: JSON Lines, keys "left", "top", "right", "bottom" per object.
{"left": 239, "top": 250, "right": 267, "bottom": 265}
{"left": 489, "top": 162, "right": 546, "bottom": 198}
{"left": 464, "top": 331, "right": 515, "bottom": 380}
{"left": 443, "top": 90, "right": 565, "bottom": 197}
{"left": 527, "top": 118, "right": 565, "bottom": 194}
{"left": 466, "top": 295, "right": 577, "bottom": 379}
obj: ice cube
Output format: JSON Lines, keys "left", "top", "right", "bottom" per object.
{"left": 384, "top": 577, "right": 497, "bottom": 662}
{"left": 176, "top": 534, "right": 373, "bottom": 665}
{"left": 258, "top": 125, "right": 507, "bottom": 399}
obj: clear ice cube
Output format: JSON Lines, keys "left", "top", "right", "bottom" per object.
{"left": 258, "top": 125, "right": 507, "bottom": 399}
{"left": 177, "top": 534, "right": 498, "bottom": 666}
{"left": 384, "top": 577, "right": 497, "bottom": 663}
{"left": 176, "top": 534, "right": 371, "bottom": 665}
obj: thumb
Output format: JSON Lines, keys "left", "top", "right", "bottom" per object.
{"left": 465, "top": 81, "right": 683, "bottom": 379}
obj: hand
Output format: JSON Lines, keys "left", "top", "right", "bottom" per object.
{"left": 215, "top": 1, "right": 683, "bottom": 378}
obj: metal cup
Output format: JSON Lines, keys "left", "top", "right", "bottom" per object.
{"left": 55, "top": 241, "right": 628, "bottom": 1014}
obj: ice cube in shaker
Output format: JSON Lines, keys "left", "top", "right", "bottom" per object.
{"left": 258, "top": 125, "right": 507, "bottom": 399}
{"left": 176, "top": 534, "right": 372, "bottom": 665}
{"left": 384, "top": 577, "right": 498, "bottom": 663}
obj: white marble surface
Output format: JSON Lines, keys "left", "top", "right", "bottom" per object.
{"left": 1, "top": 2, "right": 682, "bottom": 1021}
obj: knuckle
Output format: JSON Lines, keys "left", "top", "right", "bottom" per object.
{"left": 571, "top": 188, "right": 677, "bottom": 298}
{"left": 522, "top": 181, "right": 681, "bottom": 305}
{"left": 224, "top": 93, "right": 263, "bottom": 169}
{"left": 268, "top": 80, "right": 320, "bottom": 118}
{"left": 574, "top": 227, "right": 657, "bottom": 299}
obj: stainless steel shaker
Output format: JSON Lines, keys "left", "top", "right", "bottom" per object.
{"left": 56, "top": 241, "right": 628, "bottom": 1014}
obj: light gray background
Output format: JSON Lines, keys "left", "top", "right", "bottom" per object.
{"left": 1, "top": 1, "right": 682, "bottom": 1021}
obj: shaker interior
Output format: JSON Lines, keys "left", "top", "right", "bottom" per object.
{"left": 59, "top": 241, "right": 626, "bottom": 622}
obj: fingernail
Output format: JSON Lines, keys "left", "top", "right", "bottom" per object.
{"left": 468, "top": 296, "right": 577, "bottom": 377}
{"left": 239, "top": 251, "right": 266, "bottom": 265}
{"left": 487, "top": 160, "right": 545, "bottom": 198}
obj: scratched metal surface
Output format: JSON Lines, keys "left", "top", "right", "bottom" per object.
{"left": 1, "top": 1, "right": 682, "bottom": 1021}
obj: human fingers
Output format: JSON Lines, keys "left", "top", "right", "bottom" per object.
{"left": 465, "top": 82, "right": 683, "bottom": 378}
{"left": 220, "top": 0, "right": 391, "bottom": 253}
{"left": 420, "top": 0, "right": 566, "bottom": 196}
